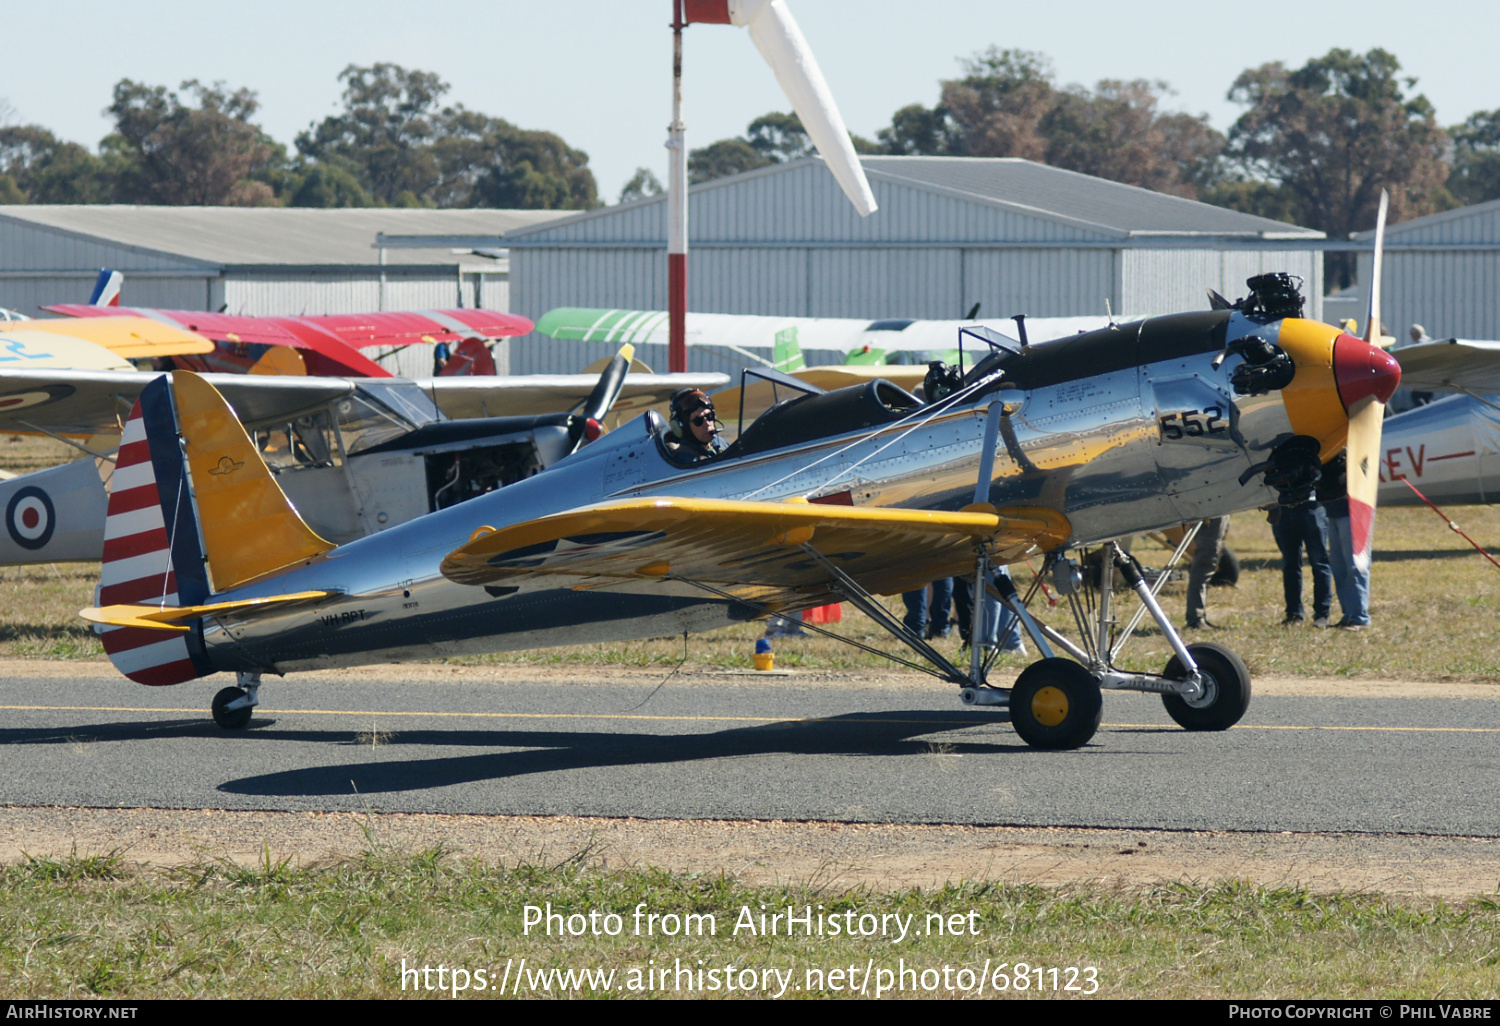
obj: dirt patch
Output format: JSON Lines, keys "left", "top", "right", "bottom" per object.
{"left": 4, "top": 806, "right": 1498, "bottom": 898}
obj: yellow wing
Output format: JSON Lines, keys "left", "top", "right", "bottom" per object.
{"left": 441, "top": 497, "right": 1070, "bottom": 608}
{"left": 22, "top": 316, "right": 216, "bottom": 359}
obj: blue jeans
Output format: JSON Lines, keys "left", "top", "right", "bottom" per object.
{"left": 954, "top": 570, "right": 1024, "bottom": 650}
{"left": 1325, "top": 511, "right": 1370, "bottom": 625}
{"left": 1272, "top": 504, "right": 1332, "bottom": 620}
{"left": 902, "top": 578, "right": 954, "bottom": 637}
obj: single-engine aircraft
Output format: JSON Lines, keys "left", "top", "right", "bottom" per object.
{"left": 79, "top": 269, "right": 1401, "bottom": 750}
{"left": 0, "top": 350, "right": 724, "bottom": 563}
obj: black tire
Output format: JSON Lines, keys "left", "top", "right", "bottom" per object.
{"left": 1009, "top": 658, "right": 1103, "bottom": 750}
{"left": 1210, "top": 546, "right": 1240, "bottom": 588}
{"left": 1161, "top": 642, "right": 1251, "bottom": 731}
{"left": 211, "top": 686, "right": 253, "bottom": 730}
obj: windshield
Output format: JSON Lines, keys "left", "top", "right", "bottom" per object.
{"left": 336, "top": 392, "right": 417, "bottom": 455}
{"left": 254, "top": 410, "right": 340, "bottom": 471}
{"left": 357, "top": 381, "right": 442, "bottom": 426}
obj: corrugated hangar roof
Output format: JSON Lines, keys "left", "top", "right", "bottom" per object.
{"left": 506, "top": 156, "right": 1322, "bottom": 244}
{"left": 1353, "top": 195, "right": 1500, "bottom": 244}
{"left": 0, "top": 206, "right": 575, "bottom": 269}
{"left": 858, "top": 157, "right": 1322, "bottom": 238}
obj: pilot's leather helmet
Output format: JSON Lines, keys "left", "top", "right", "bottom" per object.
{"left": 669, "top": 388, "right": 715, "bottom": 435}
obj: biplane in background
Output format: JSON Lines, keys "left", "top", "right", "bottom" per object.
{"left": 81, "top": 270, "right": 1400, "bottom": 750}
{"left": 34, "top": 268, "right": 534, "bottom": 378}
{"left": 0, "top": 349, "right": 725, "bottom": 564}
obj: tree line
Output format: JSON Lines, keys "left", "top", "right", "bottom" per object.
{"left": 3, "top": 48, "right": 1498, "bottom": 288}
{"left": 630, "top": 46, "right": 1497, "bottom": 288}
{"left": 0, "top": 64, "right": 599, "bottom": 211}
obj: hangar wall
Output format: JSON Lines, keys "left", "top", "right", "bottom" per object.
{"left": 507, "top": 158, "right": 1326, "bottom": 376}
{"left": 1121, "top": 249, "right": 1324, "bottom": 319}
{"left": 1354, "top": 199, "right": 1500, "bottom": 341}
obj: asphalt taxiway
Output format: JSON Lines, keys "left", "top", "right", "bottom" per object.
{"left": 2, "top": 667, "right": 1496, "bottom": 835}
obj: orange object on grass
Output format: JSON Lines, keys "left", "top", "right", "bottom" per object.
{"left": 802, "top": 603, "right": 842, "bottom": 624}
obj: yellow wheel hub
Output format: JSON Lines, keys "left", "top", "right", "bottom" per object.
{"left": 1031, "top": 686, "right": 1070, "bottom": 727}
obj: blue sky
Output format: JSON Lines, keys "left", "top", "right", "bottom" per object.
{"left": 4, "top": 0, "right": 1494, "bottom": 201}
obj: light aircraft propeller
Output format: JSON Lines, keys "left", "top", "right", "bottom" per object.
{"left": 568, "top": 344, "right": 637, "bottom": 449}
{"left": 1345, "top": 190, "right": 1402, "bottom": 571}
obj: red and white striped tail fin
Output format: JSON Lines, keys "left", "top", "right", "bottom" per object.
{"left": 97, "top": 382, "right": 211, "bottom": 686}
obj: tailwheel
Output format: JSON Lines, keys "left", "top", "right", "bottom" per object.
{"left": 211, "top": 686, "right": 253, "bottom": 730}
{"left": 1009, "top": 658, "right": 1103, "bottom": 750}
{"left": 1162, "top": 642, "right": 1251, "bottom": 731}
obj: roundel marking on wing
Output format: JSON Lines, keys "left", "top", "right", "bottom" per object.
{"left": 7, "top": 485, "right": 56, "bottom": 549}
{"left": 0, "top": 383, "right": 77, "bottom": 413}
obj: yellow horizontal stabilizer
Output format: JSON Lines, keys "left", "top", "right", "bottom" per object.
{"left": 26, "top": 316, "right": 215, "bottom": 358}
{"left": 79, "top": 590, "right": 334, "bottom": 631}
{"left": 173, "top": 371, "right": 335, "bottom": 591}
{"left": 441, "top": 496, "right": 1070, "bottom": 604}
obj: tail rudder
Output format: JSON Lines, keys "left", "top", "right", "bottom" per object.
{"left": 89, "top": 269, "right": 122, "bottom": 307}
{"left": 99, "top": 377, "right": 211, "bottom": 684}
{"left": 772, "top": 326, "right": 805, "bottom": 373}
{"left": 98, "top": 371, "right": 334, "bottom": 684}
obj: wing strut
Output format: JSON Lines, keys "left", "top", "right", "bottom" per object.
{"left": 794, "top": 541, "right": 973, "bottom": 685}
{"left": 675, "top": 574, "right": 952, "bottom": 680}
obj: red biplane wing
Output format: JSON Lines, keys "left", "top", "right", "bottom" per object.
{"left": 43, "top": 306, "right": 535, "bottom": 378}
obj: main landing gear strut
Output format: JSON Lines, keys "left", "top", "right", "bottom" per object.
{"left": 808, "top": 531, "right": 1251, "bottom": 751}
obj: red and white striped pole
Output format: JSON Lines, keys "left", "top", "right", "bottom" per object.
{"left": 666, "top": 0, "right": 691, "bottom": 373}
{"left": 666, "top": 0, "right": 878, "bottom": 373}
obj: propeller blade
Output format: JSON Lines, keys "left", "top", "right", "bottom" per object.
{"left": 1350, "top": 186, "right": 1392, "bottom": 571}
{"left": 1346, "top": 397, "right": 1384, "bottom": 573}
{"left": 571, "top": 343, "right": 635, "bottom": 446}
{"left": 1363, "top": 189, "right": 1389, "bottom": 346}
{"left": 729, "top": 0, "right": 878, "bottom": 217}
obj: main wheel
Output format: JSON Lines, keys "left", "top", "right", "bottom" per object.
{"left": 1161, "top": 642, "right": 1251, "bottom": 731}
{"left": 1210, "top": 546, "right": 1241, "bottom": 588}
{"left": 1009, "top": 658, "right": 1103, "bottom": 750}
{"left": 211, "top": 686, "right": 253, "bottom": 730}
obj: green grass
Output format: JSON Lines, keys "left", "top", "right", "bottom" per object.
{"left": 3, "top": 848, "right": 1498, "bottom": 999}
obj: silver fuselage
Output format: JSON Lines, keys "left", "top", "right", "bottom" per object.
{"left": 1378, "top": 393, "right": 1500, "bottom": 506}
{"left": 200, "top": 312, "right": 1295, "bottom": 675}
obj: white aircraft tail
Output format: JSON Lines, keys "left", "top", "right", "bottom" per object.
{"left": 89, "top": 269, "right": 123, "bottom": 307}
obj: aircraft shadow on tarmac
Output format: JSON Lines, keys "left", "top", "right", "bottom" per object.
{"left": 0, "top": 710, "right": 1168, "bottom": 798}
{"left": 213, "top": 710, "right": 1134, "bottom": 796}
{"left": 0, "top": 717, "right": 222, "bottom": 745}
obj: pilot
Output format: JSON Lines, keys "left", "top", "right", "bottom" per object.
{"left": 666, "top": 388, "right": 725, "bottom": 462}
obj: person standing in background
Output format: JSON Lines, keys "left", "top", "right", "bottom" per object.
{"left": 1185, "top": 517, "right": 1229, "bottom": 629}
{"left": 955, "top": 567, "right": 1025, "bottom": 654}
{"left": 1320, "top": 452, "right": 1370, "bottom": 630}
{"left": 902, "top": 577, "right": 954, "bottom": 640}
{"left": 1270, "top": 455, "right": 1332, "bottom": 627}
